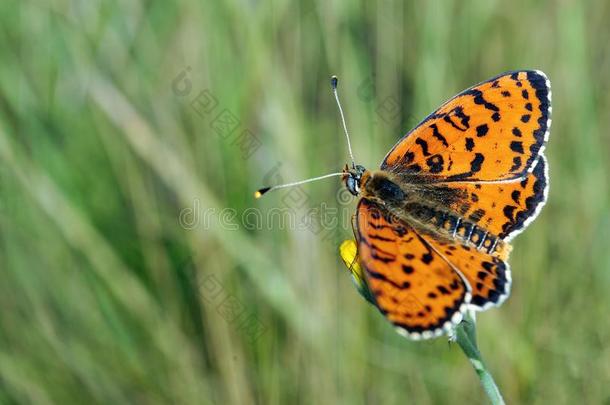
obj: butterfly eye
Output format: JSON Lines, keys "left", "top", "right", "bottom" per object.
{"left": 346, "top": 176, "right": 359, "bottom": 196}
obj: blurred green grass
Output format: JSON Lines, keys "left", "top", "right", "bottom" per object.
{"left": 1, "top": 0, "right": 610, "bottom": 403}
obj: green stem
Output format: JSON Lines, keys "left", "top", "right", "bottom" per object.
{"left": 455, "top": 313, "right": 506, "bottom": 405}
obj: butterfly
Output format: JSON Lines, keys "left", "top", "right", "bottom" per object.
{"left": 258, "top": 70, "right": 551, "bottom": 340}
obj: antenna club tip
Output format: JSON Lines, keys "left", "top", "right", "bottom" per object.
{"left": 254, "top": 187, "right": 271, "bottom": 199}
{"left": 330, "top": 75, "right": 338, "bottom": 89}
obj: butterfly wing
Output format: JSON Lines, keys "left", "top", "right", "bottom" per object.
{"left": 356, "top": 198, "right": 470, "bottom": 339}
{"left": 415, "top": 231, "right": 511, "bottom": 311}
{"left": 381, "top": 70, "right": 551, "bottom": 182}
{"left": 446, "top": 154, "right": 549, "bottom": 241}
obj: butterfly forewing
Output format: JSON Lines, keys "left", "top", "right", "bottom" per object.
{"left": 381, "top": 71, "right": 551, "bottom": 182}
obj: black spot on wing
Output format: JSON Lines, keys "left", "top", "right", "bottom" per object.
{"left": 443, "top": 106, "right": 470, "bottom": 131}
{"left": 520, "top": 176, "right": 529, "bottom": 188}
{"left": 369, "top": 233, "right": 395, "bottom": 242}
{"left": 503, "top": 205, "right": 517, "bottom": 221}
{"left": 400, "top": 151, "right": 415, "bottom": 164}
{"left": 421, "top": 252, "right": 433, "bottom": 264}
{"left": 430, "top": 124, "right": 449, "bottom": 147}
{"left": 437, "top": 285, "right": 450, "bottom": 295}
{"left": 367, "top": 270, "right": 409, "bottom": 289}
{"left": 370, "top": 252, "right": 395, "bottom": 264}
{"left": 468, "top": 208, "right": 486, "bottom": 223}
{"left": 476, "top": 124, "right": 489, "bottom": 137}
{"left": 453, "top": 106, "right": 471, "bottom": 129}
{"left": 466, "top": 89, "right": 500, "bottom": 114}
{"left": 393, "top": 226, "right": 407, "bottom": 238}
{"left": 470, "top": 153, "right": 485, "bottom": 173}
{"left": 465, "top": 137, "right": 475, "bottom": 152}
{"left": 445, "top": 153, "right": 485, "bottom": 181}
{"left": 405, "top": 164, "right": 422, "bottom": 174}
{"left": 510, "top": 156, "right": 522, "bottom": 171}
{"left": 426, "top": 154, "right": 444, "bottom": 173}
{"left": 510, "top": 141, "right": 524, "bottom": 154}
{"left": 415, "top": 138, "right": 430, "bottom": 156}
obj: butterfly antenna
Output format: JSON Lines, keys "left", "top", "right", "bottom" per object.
{"left": 254, "top": 76, "right": 355, "bottom": 199}
{"left": 254, "top": 172, "right": 344, "bottom": 198}
{"left": 331, "top": 76, "right": 355, "bottom": 169}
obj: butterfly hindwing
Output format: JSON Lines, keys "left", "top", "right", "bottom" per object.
{"left": 444, "top": 155, "right": 549, "bottom": 241}
{"left": 416, "top": 232, "right": 511, "bottom": 311}
{"left": 381, "top": 71, "right": 551, "bottom": 182}
{"left": 356, "top": 198, "right": 470, "bottom": 339}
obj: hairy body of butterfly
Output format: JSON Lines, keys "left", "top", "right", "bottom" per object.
{"left": 355, "top": 170, "right": 512, "bottom": 259}
{"left": 342, "top": 70, "right": 551, "bottom": 340}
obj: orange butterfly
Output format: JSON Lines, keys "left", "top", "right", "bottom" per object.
{"left": 257, "top": 71, "right": 551, "bottom": 340}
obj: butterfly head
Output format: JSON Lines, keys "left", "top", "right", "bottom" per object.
{"left": 343, "top": 164, "right": 369, "bottom": 196}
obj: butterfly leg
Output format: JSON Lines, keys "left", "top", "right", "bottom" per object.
{"left": 348, "top": 213, "right": 361, "bottom": 269}
{"left": 350, "top": 213, "right": 358, "bottom": 241}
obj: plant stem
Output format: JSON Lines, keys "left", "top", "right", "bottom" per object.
{"left": 455, "top": 313, "right": 506, "bottom": 405}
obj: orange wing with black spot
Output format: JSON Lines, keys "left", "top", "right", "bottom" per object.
{"left": 416, "top": 232, "right": 511, "bottom": 311}
{"left": 381, "top": 71, "right": 551, "bottom": 182}
{"left": 447, "top": 155, "right": 549, "bottom": 241}
{"left": 356, "top": 198, "right": 470, "bottom": 339}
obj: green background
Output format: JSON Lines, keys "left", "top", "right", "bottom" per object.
{"left": 1, "top": 1, "right": 609, "bottom": 404}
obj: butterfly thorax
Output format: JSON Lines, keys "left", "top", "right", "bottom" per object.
{"left": 357, "top": 170, "right": 511, "bottom": 260}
